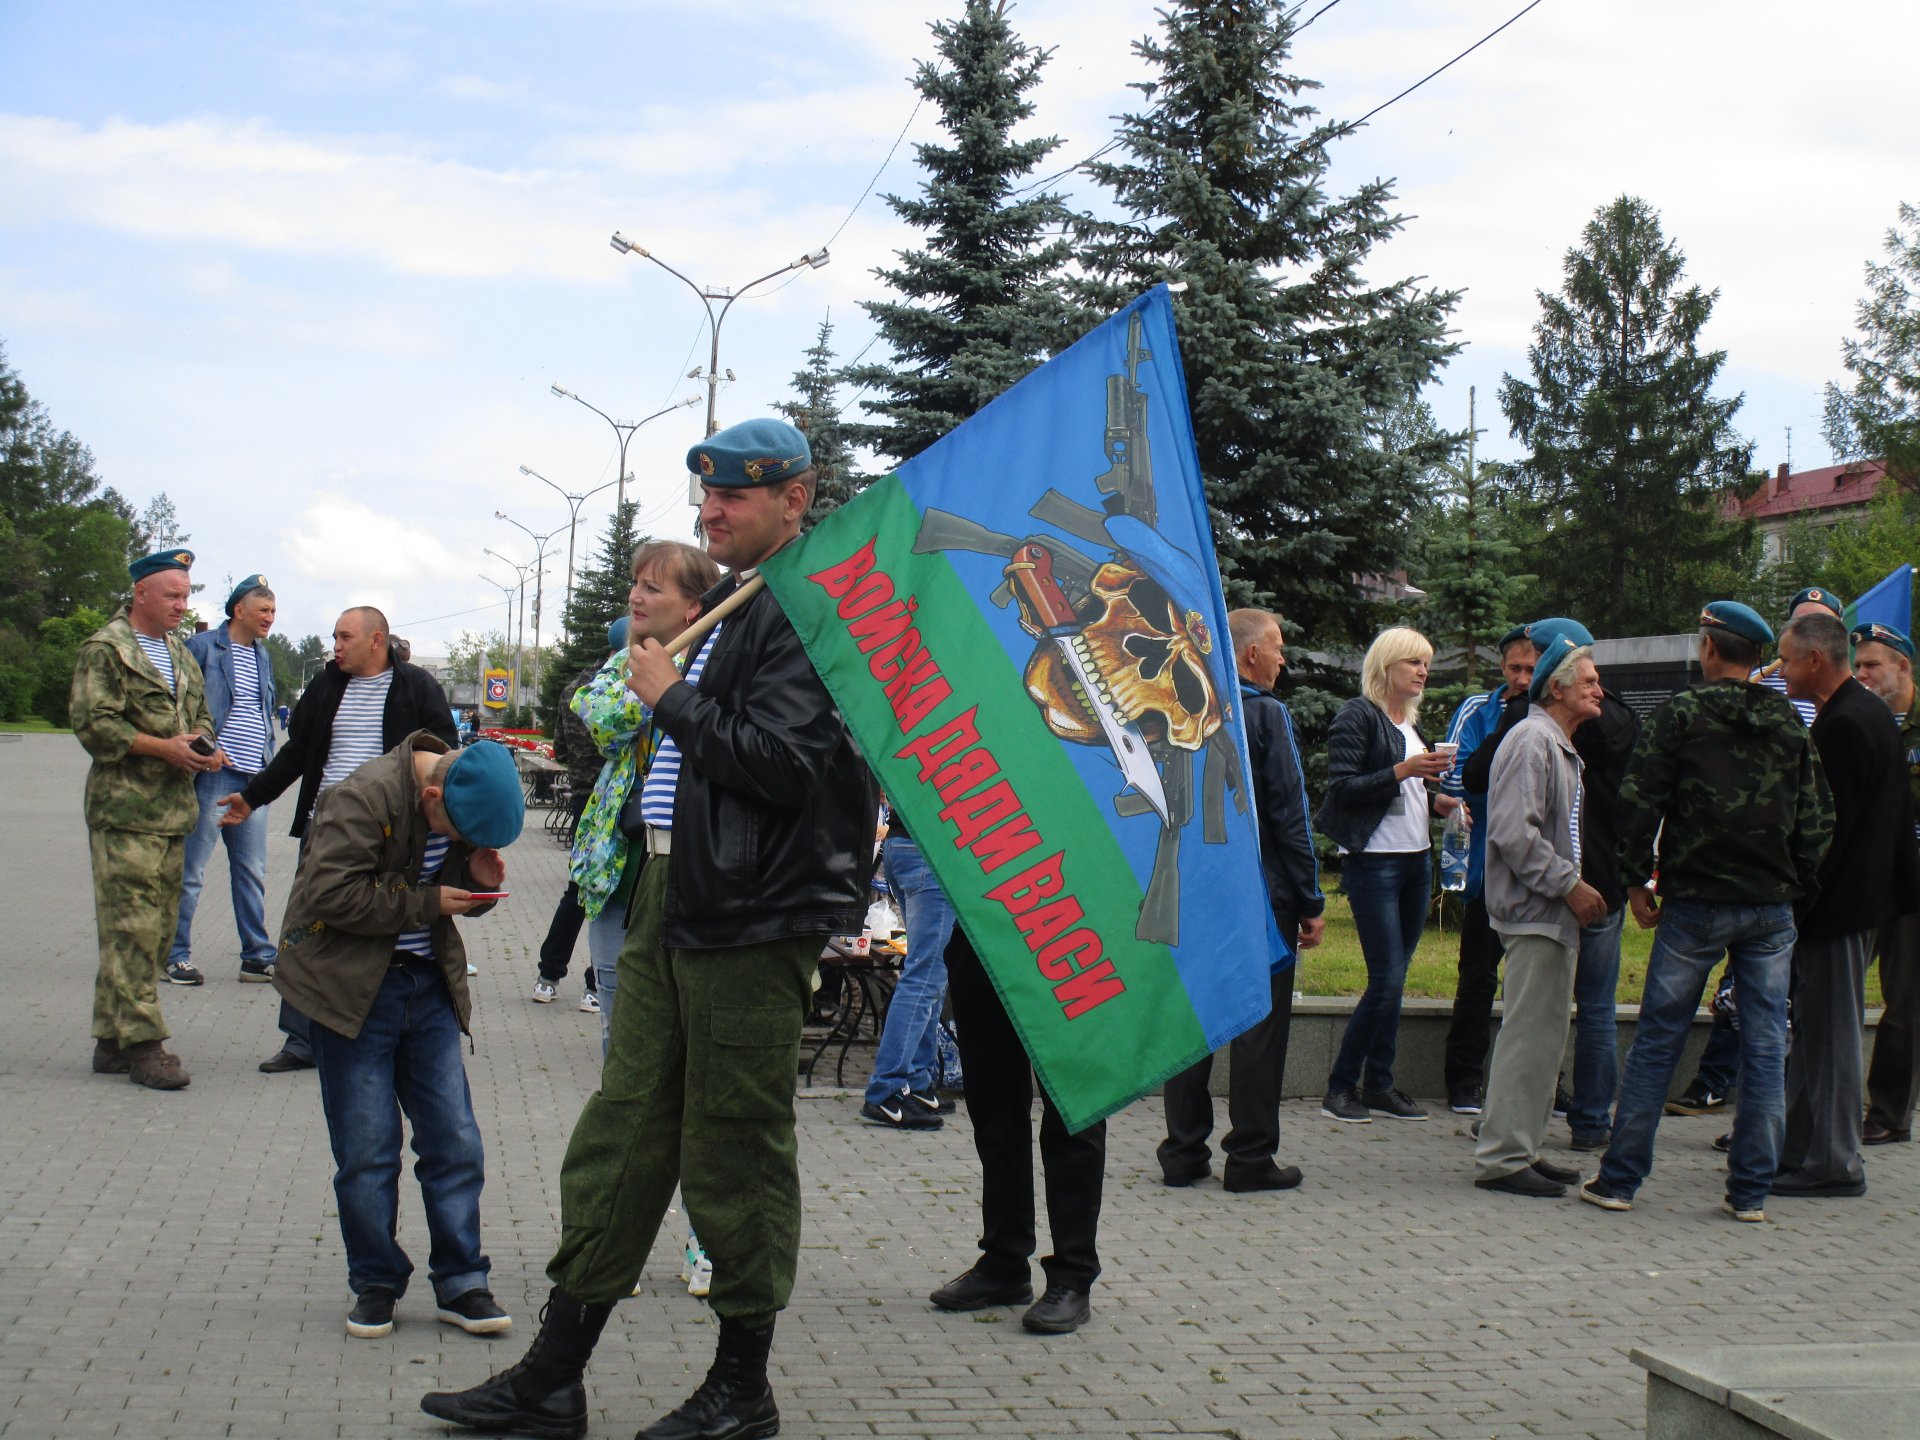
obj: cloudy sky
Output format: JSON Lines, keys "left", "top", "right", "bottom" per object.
{"left": 2, "top": 0, "right": 1913, "bottom": 657}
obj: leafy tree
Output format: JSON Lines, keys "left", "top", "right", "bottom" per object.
{"left": 448, "top": 629, "right": 517, "bottom": 688}
{"left": 1824, "top": 200, "right": 1920, "bottom": 488}
{"left": 844, "top": 0, "right": 1080, "bottom": 468}
{"left": 777, "top": 316, "right": 860, "bottom": 524}
{"left": 33, "top": 607, "right": 107, "bottom": 726}
{"left": 1075, "top": 0, "right": 1461, "bottom": 665}
{"left": 262, "top": 631, "right": 307, "bottom": 703}
{"left": 1496, "top": 196, "right": 1754, "bottom": 634}
{"left": 1745, "top": 486, "right": 1920, "bottom": 634}
{"left": 540, "top": 501, "right": 644, "bottom": 721}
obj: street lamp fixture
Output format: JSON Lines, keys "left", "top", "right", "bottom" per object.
{"left": 493, "top": 514, "right": 562, "bottom": 705}
{"left": 546, "top": 389, "right": 701, "bottom": 511}
{"left": 518, "top": 463, "right": 620, "bottom": 626}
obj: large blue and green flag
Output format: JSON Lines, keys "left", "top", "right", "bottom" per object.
{"left": 762, "top": 287, "right": 1285, "bottom": 1132}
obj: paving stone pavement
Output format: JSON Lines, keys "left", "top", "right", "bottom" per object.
{"left": 5, "top": 730, "right": 1920, "bottom": 1440}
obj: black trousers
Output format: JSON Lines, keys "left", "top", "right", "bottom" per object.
{"left": 1160, "top": 913, "right": 1300, "bottom": 1179}
{"left": 1442, "top": 895, "right": 1506, "bottom": 1097}
{"left": 945, "top": 927, "right": 1105, "bottom": 1292}
{"left": 537, "top": 882, "right": 593, "bottom": 986}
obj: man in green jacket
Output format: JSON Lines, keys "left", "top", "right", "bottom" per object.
{"left": 275, "top": 731, "right": 522, "bottom": 1341}
{"left": 70, "top": 548, "right": 223, "bottom": 1090}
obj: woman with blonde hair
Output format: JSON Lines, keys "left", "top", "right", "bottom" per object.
{"left": 1314, "top": 626, "right": 1464, "bottom": 1124}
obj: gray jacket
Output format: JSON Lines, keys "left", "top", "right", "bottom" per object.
{"left": 1485, "top": 708, "right": 1584, "bottom": 950}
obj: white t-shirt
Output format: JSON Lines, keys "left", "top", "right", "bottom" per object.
{"left": 1364, "top": 718, "right": 1433, "bottom": 854}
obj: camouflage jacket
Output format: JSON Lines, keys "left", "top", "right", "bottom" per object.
{"left": 69, "top": 611, "right": 214, "bottom": 835}
{"left": 1616, "top": 679, "right": 1832, "bottom": 906}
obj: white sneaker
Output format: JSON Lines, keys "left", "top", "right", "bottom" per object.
{"left": 531, "top": 980, "right": 557, "bottom": 1004}
{"left": 579, "top": 990, "right": 601, "bottom": 1014}
{"left": 680, "top": 1236, "right": 712, "bottom": 1297}
{"left": 466, "top": 963, "right": 479, "bottom": 976}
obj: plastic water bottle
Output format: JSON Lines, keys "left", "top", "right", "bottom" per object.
{"left": 1439, "top": 807, "right": 1470, "bottom": 893}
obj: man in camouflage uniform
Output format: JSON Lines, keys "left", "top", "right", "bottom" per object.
{"left": 1579, "top": 601, "right": 1832, "bottom": 1222}
{"left": 70, "top": 549, "right": 226, "bottom": 1090}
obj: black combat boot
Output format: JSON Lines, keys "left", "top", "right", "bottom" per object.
{"left": 636, "top": 1317, "right": 779, "bottom": 1440}
{"left": 420, "top": 1286, "right": 613, "bottom": 1439}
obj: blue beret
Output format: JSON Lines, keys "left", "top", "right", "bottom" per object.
{"left": 225, "top": 573, "right": 270, "bottom": 617}
{"left": 439, "top": 741, "right": 525, "bottom": 849}
{"left": 1699, "top": 600, "right": 1773, "bottom": 647}
{"left": 607, "top": 615, "right": 631, "bottom": 653}
{"left": 1498, "top": 624, "right": 1534, "bottom": 652}
{"left": 687, "top": 417, "right": 811, "bottom": 489}
{"left": 130, "top": 548, "right": 194, "bottom": 582}
{"left": 1851, "top": 620, "right": 1914, "bottom": 659}
{"left": 1788, "top": 586, "right": 1844, "bottom": 618}
{"left": 1527, "top": 617, "right": 1595, "bottom": 702}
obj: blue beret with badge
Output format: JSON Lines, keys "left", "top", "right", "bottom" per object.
{"left": 129, "top": 548, "right": 195, "bottom": 582}
{"left": 439, "top": 740, "right": 525, "bottom": 849}
{"left": 1788, "top": 586, "right": 1844, "bottom": 618}
{"left": 1699, "top": 599, "right": 1773, "bottom": 647}
{"left": 686, "top": 417, "right": 812, "bottom": 489}
{"left": 1527, "top": 616, "right": 1595, "bottom": 701}
{"left": 1851, "top": 620, "right": 1914, "bottom": 660}
{"left": 1498, "top": 623, "right": 1534, "bottom": 652}
{"left": 225, "top": 573, "right": 270, "bottom": 617}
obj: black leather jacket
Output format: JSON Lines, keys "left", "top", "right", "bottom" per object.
{"left": 652, "top": 573, "right": 878, "bottom": 949}
{"left": 1241, "top": 680, "right": 1325, "bottom": 921}
{"left": 1312, "top": 694, "right": 1438, "bottom": 853}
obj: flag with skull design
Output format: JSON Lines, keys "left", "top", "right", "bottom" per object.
{"left": 762, "top": 286, "right": 1286, "bottom": 1132}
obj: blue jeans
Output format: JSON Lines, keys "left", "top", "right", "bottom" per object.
{"left": 309, "top": 963, "right": 490, "bottom": 1302}
{"left": 865, "top": 837, "right": 956, "bottom": 1106}
{"left": 1564, "top": 907, "right": 1624, "bottom": 1140}
{"left": 588, "top": 906, "right": 626, "bottom": 1056}
{"left": 1598, "top": 900, "right": 1793, "bottom": 1211}
{"left": 169, "top": 767, "right": 272, "bottom": 965}
{"left": 1328, "top": 849, "right": 1431, "bottom": 1095}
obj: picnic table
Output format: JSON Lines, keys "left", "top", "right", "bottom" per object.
{"left": 513, "top": 748, "right": 565, "bottom": 807}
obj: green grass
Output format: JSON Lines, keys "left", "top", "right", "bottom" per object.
{"left": 0, "top": 718, "right": 67, "bottom": 733}
{"left": 1298, "top": 883, "right": 1883, "bottom": 1007}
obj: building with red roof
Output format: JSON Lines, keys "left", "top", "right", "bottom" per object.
{"left": 1722, "top": 459, "right": 1890, "bottom": 564}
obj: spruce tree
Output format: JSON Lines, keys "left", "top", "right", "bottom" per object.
{"left": 1823, "top": 200, "right": 1920, "bottom": 487}
{"left": 844, "top": 0, "right": 1079, "bottom": 467}
{"left": 541, "top": 500, "right": 644, "bottom": 719}
{"left": 1497, "top": 196, "right": 1754, "bottom": 633}
{"left": 1075, "top": 1, "right": 1460, "bottom": 657}
{"left": 776, "top": 316, "right": 860, "bottom": 525}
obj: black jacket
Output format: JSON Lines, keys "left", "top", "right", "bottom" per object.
{"left": 652, "top": 573, "right": 878, "bottom": 949}
{"left": 1466, "top": 685, "right": 1640, "bottom": 911}
{"left": 241, "top": 648, "right": 458, "bottom": 837}
{"left": 1802, "top": 677, "right": 1920, "bottom": 940}
{"left": 1313, "top": 695, "right": 1438, "bottom": 853}
{"left": 1242, "top": 680, "right": 1325, "bottom": 922}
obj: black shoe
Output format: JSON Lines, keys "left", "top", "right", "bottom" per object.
{"left": 1021, "top": 1284, "right": 1092, "bottom": 1335}
{"left": 1531, "top": 1157, "right": 1582, "bottom": 1185}
{"left": 1320, "top": 1089, "right": 1371, "bottom": 1124}
{"left": 437, "top": 1287, "right": 512, "bottom": 1335}
{"left": 259, "top": 1046, "right": 314, "bottom": 1074}
{"left": 1711, "top": 1132, "right": 1732, "bottom": 1154}
{"left": 1769, "top": 1169, "right": 1868, "bottom": 1198}
{"left": 1569, "top": 1130, "right": 1611, "bottom": 1153}
{"left": 861, "top": 1091, "right": 942, "bottom": 1130}
{"left": 164, "top": 961, "right": 204, "bottom": 986}
{"left": 238, "top": 960, "right": 275, "bottom": 982}
{"left": 1360, "top": 1087, "right": 1429, "bottom": 1121}
{"left": 906, "top": 1089, "right": 953, "bottom": 1116}
{"left": 1223, "top": 1162, "right": 1303, "bottom": 1193}
{"left": 1448, "top": 1088, "right": 1484, "bottom": 1115}
{"left": 420, "top": 1287, "right": 612, "bottom": 1440}
{"left": 346, "top": 1287, "right": 398, "bottom": 1339}
{"left": 1864, "top": 1120, "right": 1911, "bottom": 1145}
{"left": 929, "top": 1265, "right": 1032, "bottom": 1312}
{"left": 1475, "top": 1167, "right": 1566, "bottom": 1198}
{"left": 638, "top": 1318, "right": 779, "bottom": 1440}
{"left": 1665, "top": 1084, "right": 1728, "bottom": 1117}
{"left": 1160, "top": 1158, "right": 1210, "bottom": 1187}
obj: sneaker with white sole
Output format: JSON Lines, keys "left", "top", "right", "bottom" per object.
{"left": 861, "top": 1091, "right": 943, "bottom": 1129}
{"left": 680, "top": 1236, "right": 712, "bottom": 1297}
{"left": 1579, "top": 1178, "right": 1633, "bottom": 1211}
{"left": 579, "top": 990, "right": 600, "bottom": 1014}
{"left": 436, "top": 1288, "right": 512, "bottom": 1335}
{"left": 531, "top": 979, "right": 557, "bottom": 1004}
{"left": 164, "top": 961, "right": 204, "bottom": 986}
{"left": 346, "top": 1286, "right": 397, "bottom": 1338}
{"left": 1320, "top": 1089, "right": 1371, "bottom": 1124}
{"left": 1722, "top": 1196, "right": 1766, "bottom": 1223}
{"left": 1361, "top": 1087, "right": 1429, "bottom": 1121}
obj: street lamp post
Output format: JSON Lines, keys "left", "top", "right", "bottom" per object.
{"left": 516, "top": 464, "right": 621, "bottom": 625}
{"left": 608, "top": 234, "right": 830, "bottom": 499}
{"left": 493, "top": 515, "right": 561, "bottom": 706}
{"left": 483, "top": 547, "right": 543, "bottom": 707}
{"left": 478, "top": 573, "right": 517, "bottom": 708}
{"left": 547, "top": 390, "right": 701, "bottom": 513}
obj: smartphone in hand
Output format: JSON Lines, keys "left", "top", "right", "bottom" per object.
{"left": 466, "top": 892, "right": 510, "bottom": 901}
{"left": 189, "top": 734, "right": 217, "bottom": 756}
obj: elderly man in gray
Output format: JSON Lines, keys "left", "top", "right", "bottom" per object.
{"left": 1472, "top": 621, "right": 1609, "bottom": 1197}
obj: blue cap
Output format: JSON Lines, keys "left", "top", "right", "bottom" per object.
{"left": 687, "top": 417, "right": 811, "bottom": 489}
{"left": 1788, "top": 586, "right": 1844, "bottom": 618}
{"left": 1699, "top": 600, "right": 1773, "bottom": 647}
{"left": 130, "top": 548, "right": 194, "bottom": 582}
{"left": 225, "top": 573, "right": 270, "bottom": 617}
{"left": 1498, "top": 623, "right": 1534, "bottom": 652}
{"left": 607, "top": 615, "right": 631, "bottom": 652}
{"left": 1851, "top": 620, "right": 1914, "bottom": 659}
{"left": 1527, "top": 617, "right": 1595, "bottom": 702}
{"left": 438, "top": 741, "right": 525, "bottom": 848}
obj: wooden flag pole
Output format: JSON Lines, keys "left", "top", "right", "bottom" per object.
{"left": 659, "top": 573, "right": 765, "bottom": 659}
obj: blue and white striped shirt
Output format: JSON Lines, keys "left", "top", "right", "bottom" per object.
{"left": 638, "top": 623, "right": 722, "bottom": 832}
{"left": 394, "top": 832, "right": 451, "bottom": 959}
{"left": 321, "top": 670, "right": 394, "bottom": 791}
{"left": 217, "top": 643, "right": 269, "bottom": 774}
{"left": 135, "top": 634, "right": 175, "bottom": 694}
{"left": 1757, "top": 668, "right": 1816, "bottom": 728}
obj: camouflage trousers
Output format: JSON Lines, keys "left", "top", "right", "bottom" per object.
{"left": 89, "top": 829, "right": 187, "bottom": 1046}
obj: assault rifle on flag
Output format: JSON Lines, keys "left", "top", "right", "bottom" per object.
{"left": 762, "top": 286, "right": 1286, "bottom": 1132}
